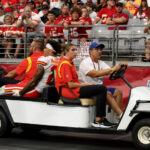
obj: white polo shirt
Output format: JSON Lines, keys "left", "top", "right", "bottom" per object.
{"left": 79, "top": 57, "right": 110, "bottom": 85}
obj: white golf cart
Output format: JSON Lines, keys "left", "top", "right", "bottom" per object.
{"left": 0, "top": 65, "right": 150, "bottom": 150}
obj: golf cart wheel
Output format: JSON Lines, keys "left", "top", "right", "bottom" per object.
{"left": 0, "top": 110, "right": 12, "bottom": 137}
{"left": 132, "top": 118, "right": 150, "bottom": 150}
{"left": 21, "top": 125, "right": 41, "bottom": 133}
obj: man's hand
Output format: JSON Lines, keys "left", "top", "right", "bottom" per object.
{"left": 120, "top": 62, "right": 128, "bottom": 66}
{"left": 12, "top": 90, "right": 20, "bottom": 96}
{"left": 22, "top": 14, "right": 26, "bottom": 20}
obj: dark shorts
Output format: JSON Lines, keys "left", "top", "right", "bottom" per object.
{"left": 107, "top": 87, "right": 116, "bottom": 95}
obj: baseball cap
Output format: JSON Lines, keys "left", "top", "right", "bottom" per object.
{"left": 41, "top": 5, "right": 49, "bottom": 9}
{"left": 34, "top": 0, "right": 40, "bottom": 4}
{"left": 116, "top": 2, "right": 123, "bottom": 7}
{"left": 89, "top": 42, "right": 105, "bottom": 50}
{"left": 27, "top": 0, "right": 34, "bottom": 5}
{"left": 77, "top": 1, "right": 84, "bottom": 5}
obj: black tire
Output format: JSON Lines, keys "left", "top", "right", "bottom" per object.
{"left": 132, "top": 118, "right": 150, "bottom": 150}
{"left": 21, "top": 124, "right": 41, "bottom": 133}
{"left": 0, "top": 110, "right": 12, "bottom": 137}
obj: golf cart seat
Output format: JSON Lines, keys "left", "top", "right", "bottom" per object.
{"left": 58, "top": 98, "right": 96, "bottom": 106}
{"left": 58, "top": 86, "right": 96, "bottom": 106}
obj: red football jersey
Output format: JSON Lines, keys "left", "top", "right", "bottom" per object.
{"left": 134, "top": 9, "right": 148, "bottom": 19}
{"left": 97, "top": 6, "right": 117, "bottom": 24}
{"left": 108, "top": 13, "right": 129, "bottom": 30}
{"left": 45, "top": 21, "right": 59, "bottom": 38}
{"left": 55, "top": 15, "right": 71, "bottom": 38}
{"left": 0, "top": 23, "right": 13, "bottom": 37}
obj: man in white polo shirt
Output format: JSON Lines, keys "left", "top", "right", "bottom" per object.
{"left": 79, "top": 42, "right": 124, "bottom": 111}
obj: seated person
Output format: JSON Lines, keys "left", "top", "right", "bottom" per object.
{"left": 55, "top": 43, "right": 122, "bottom": 128}
{"left": 79, "top": 42, "right": 126, "bottom": 115}
{"left": 0, "top": 39, "right": 44, "bottom": 87}
{"left": 0, "top": 40, "right": 44, "bottom": 97}
{"left": 0, "top": 14, "right": 14, "bottom": 58}
{"left": 13, "top": 40, "right": 62, "bottom": 98}
{"left": 106, "top": 2, "right": 129, "bottom": 30}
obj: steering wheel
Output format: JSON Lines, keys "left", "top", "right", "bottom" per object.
{"left": 109, "top": 65, "right": 127, "bottom": 80}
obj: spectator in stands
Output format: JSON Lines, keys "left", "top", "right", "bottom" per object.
{"left": 38, "top": 1, "right": 50, "bottom": 18}
{"left": 40, "top": 5, "right": 49, "bottom": 23}
{"left": 1, "top": 14, "right": 14, "bottom": 58}
{"left": 27, "top": 0, "right": 39, "bottom": 14}
{"left": 124, "top": 0, "right": 141, "bottom": 16}
{"left": 16, "top": 5, "right": 45, "bottom": 37}
{"left": 11, "top": 9, "right": 24, "bottom": 58}
{"left": 80, "top": 7, "right": 92, "bottom": 41}
{"left": 79, "top": 42, "right": 124, "bottom": 114}
{"left": 133, "top": 0, "right": 148, "bottom": 20}
{"left": 18, "top": 0, "right": 27, "bottom": 13}
{"left": 96, "top": 0, "right": 107, "bottom": 12}
{"left": 35, "top": 0, "right": 41, "bottom": 11}
{"left": 63, "top": 7, "right": 90, "bottom": 40}
{"left": 85, "top": 0, "right": 96, "bottom": 11}
{"left": 69, "top": 0, "right": 78, "bottom": 9}
{"left": 86, "top": 3, "right": 97, "bottom": 23}
{"left": 0, "top": 39, "right": 44, "bottom": 97}
{"left": 94, "top": 0, "right": 116, "bottom": 24}
{"left": 55, "top": 4, "right": 71, "bottom": 39}
{"left": 45, "top": 11, "right": 59, "bottom": 38}
{"left": 1, "top": 0, "right": 18, "bottom": 14}
{"left": 50, "top": 0, "right": 64, "bottom": 10}
{"left": 0, "top": 6, "right": 4, "bottom": 25}
{"left": 55, "top": 43, "right": 121, "bottom": 128}
{"left": 144, "top": 14, "right": 150, "bottom": 61}
{"left": 106, "top": 2, "right": 129, "bottom": 30}
{"left": 13, "top": 40, "right": 62, "bottom": 98}
{"left": 77, "top": 1, "right": 85, "bottom": 9}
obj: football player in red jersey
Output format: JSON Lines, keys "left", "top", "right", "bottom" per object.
{"left": 94, "top": 0, "right": 117, "bottom": 24}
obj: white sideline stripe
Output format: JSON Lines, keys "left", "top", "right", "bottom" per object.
{"left": 5, "top": 87, "right": 23, "bottom": 90}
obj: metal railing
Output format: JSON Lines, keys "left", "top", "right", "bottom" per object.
{"left": 0, "top": 23, "right": 150, "bottom": 66}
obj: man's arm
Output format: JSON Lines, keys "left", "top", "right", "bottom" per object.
{"left": 106, "top": 17, "right": 115, "bottom": 25}
{"left": 19, "top": 65, "right": 44, "bottom": 96}
{"left": 25, "top": 18, "right": 38, "bottom": 28}
{"left": 15, "top": 15, "right": 26, "bottom": 28}
{"left": 112, "top": 16, "right": 127, "bottom": 24}
{"left": 67, "top": 82, "right": 93, "bottom": 88}
{"left": 5, "top": 69, "right": 18, "bottom": 78}
{"left": 94, "top": 17, "right": 100, "bottom": 24}
{"left": 87, "top": 65, "right": 120, "bottom": 77}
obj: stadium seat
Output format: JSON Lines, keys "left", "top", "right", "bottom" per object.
{"left": 116, "top": 30, "right": 132, "bottom": 56}
{"left": 58, "top": 98, "right": 96, "bottom": 106}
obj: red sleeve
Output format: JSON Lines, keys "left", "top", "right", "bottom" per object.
{"left": 87, "top": 18, "right": 92, "bottom": 25}
{"left": 15, "top": 58, "right": 28, "bottom": 75}
{"left": 97, "top": 9, "right": 103, "bottom": 18}
{"left": 60, "top": 64, "right": 73, "bottom": 83}
{"left": 108, "top": 13, "right": 113, "bottom": 19}
{"left": 124, "top": 13, "right": 129, "bottom": 22}
{"left": 134, "top": 9, "right": 138, "bottom": 16}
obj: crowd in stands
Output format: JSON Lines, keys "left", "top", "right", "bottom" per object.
{"left": 0, "top": 0, "right": 149, "bottom": 59}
